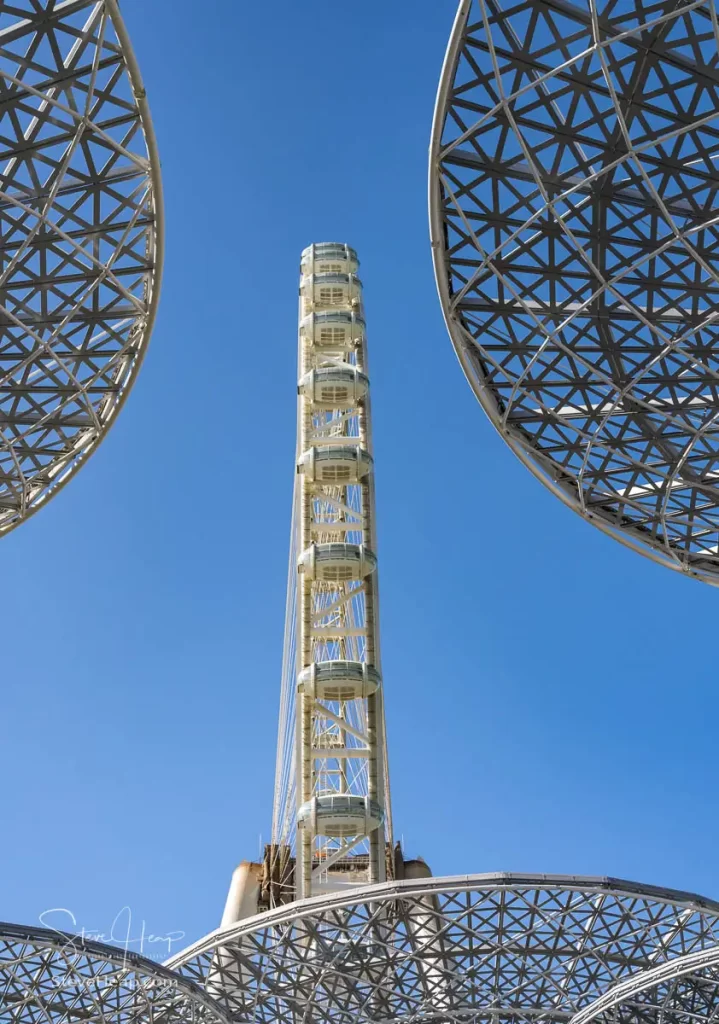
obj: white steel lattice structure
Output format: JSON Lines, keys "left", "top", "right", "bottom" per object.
{"left": 0, "top": 0, "right": 161, "bottom": 531}
{"left": 270, "top": 243, "right": 391, "bottom": 902}
{"left": 0, "top": 922, "right": 229, "bottom": 1024}
{"left": 167, "top": 874, "right": 719, "bottom": 1024}
{"left": 571, "top": 944, "right": 719, "bottom": 1024}
{"left": 430, "top": 0, "right": 719, "bottom": 583}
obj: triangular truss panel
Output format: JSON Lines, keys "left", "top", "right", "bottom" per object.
{"left": 573, "top": 944, "right": 719, "bottom": 1024}
{"left": 430, "top": 0, "right": 719, "bottom": 583}
{"left": 167, "top": 874, "right": 719, "bottom": 1024}
{"left": 0, "top": 921, "right": 230, "bottom": 1024}
{"left": 0, "top": 0, "right": 161, "bottom": 532}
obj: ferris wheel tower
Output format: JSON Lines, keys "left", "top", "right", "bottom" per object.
{"left": 220, "top": 243, "right": 426, "bottom": 919}
{"left": 289, "top": 242, "right": 390, "bottom": 900}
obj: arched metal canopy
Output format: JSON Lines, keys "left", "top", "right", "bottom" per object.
{"left": 167, "top": 873, "right": 719, "bottom": 1024}
{"left": 430, "top": 0, "right": 719, "bottom": 583}
{"left": 570, "top": 944, "right": 719, "bottom": 1024}
{"left": 0, "top": 0, "right": 162, "bottom": 532}
{"left": 0, "top": 921, "right": 229, "bottom": 1024}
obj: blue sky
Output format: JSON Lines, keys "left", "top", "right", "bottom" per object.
{"left": 3, "top": 0, "right": 719, "bottom": 959}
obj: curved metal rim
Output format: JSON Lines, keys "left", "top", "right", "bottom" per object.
{"left": 0, "top": 919, "right": 230, "bottom": 1021}
{"left": 166, "top": 870, "right": 719, "bottom": 968}
{"left": 0, "top": 0, "right": 165, "bottom": 538}
{"left": 570, "top": 944, "right": 719, "bottom": 1024}
{"left": 427, "top": 1, "right": 719, "bottom": 587}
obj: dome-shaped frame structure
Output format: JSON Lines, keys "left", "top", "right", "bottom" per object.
{"left": 0, "top": 0, "right": 162, "bottom": 532}
{"left": 430, "top": 0, "right": 719, "bottom": 583}
{"left": 168, "top": 873, "right": 719, "bottom": 1024}
{"left": 0, "top": 921, "right": 229, "bottom": 1024}
{"left": 571, "top": 944, "right": 719, "bottom": 1024}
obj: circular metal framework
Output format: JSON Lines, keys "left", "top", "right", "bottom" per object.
{"left": 0, "top": 0, "right": 162, "bottom": 532}
{"left": 0, "top": 921, "right": 229, "bottom": 1024}
{"left": 167, "top": 873, "right": 719, "bottom": 1024}
{"left": 430, "top": 0, "right": 719, "bottom": 583}
{"left": 570, "top": 945, "right": 719, "bottom": 1024}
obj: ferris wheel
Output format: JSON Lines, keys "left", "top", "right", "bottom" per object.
{"left": 270, "top": 243, "right": 392, "bottom": 903}
{"left": 0, "top": 0, "right": 161, "bottom": 533}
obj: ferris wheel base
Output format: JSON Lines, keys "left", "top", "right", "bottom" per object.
{"left": 220, "top": 843, "right": 431, "bottom": 923}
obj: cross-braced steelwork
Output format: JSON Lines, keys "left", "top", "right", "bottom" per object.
{"left": 168, "top": 874, "right": 719, "bottom": 1024}
{"left": 571, "top": 944, "right": 719, "bottom": 1024}
{"left": 0, "top": 0, "right": 161, "bottom": 531}
{"left": 0, "top": 922, "right": 229, "bottom": 1024}
{"left": 430, "top": 0, "right": 719, "bottom": 583}
{"left": 270, "top": 243, "right": 391, "bottom": 903}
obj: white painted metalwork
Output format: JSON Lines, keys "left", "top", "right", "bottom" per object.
{"left": 0, "top": 0, "right": 162, "bottom": 532}
{"left": 0, "top": 922, "right": 230, "bottom": 1024}
{"left": 271, "top": 242, "right": 391, "bottom": 901}
{"left": 430, "top": 0, "right": 719, "bottom": 583}
{"left": 570, "top": 943, "right": 719, "bottom": 1024}
{"left": 167, "top": 873, "right": 719, "bottom": 1024}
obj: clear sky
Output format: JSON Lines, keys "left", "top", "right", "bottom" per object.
{"left": 3, "top": 0, "right": 718, "bottom": 962}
